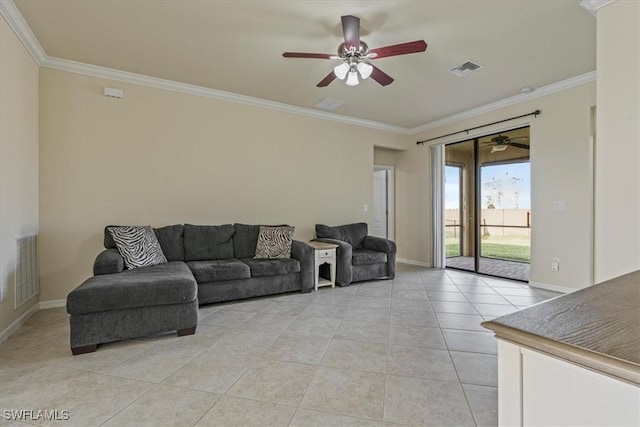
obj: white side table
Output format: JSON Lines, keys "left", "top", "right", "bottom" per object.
{"left": 308, "top": 241, "right": 338, "bottom": 291}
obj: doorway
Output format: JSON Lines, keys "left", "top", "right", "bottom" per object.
{"left": 372, "top": 165, "right": 394, "bottom": 240}
{"left": 444, "top": 127, "right": 531, "bottom": 281}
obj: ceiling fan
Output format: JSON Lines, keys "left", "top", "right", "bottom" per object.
{"left": 483, "top": 135, "right": 530, "bottom": 153}
{"left": 282, "top": 15, "right": 427, "bottom": 87}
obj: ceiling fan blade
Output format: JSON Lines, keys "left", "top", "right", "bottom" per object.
{"left": 367, "top": 40, "right": 427, "bottom": 59}
{"left": 508, "top": 136, "right": 530, "bottom": 143}
{"left": 316, "top": 72, "right": 337, "bottom": 87}
{"left": 509, "top": 142, "right": 530, "bottom": 150}
{"left": 341, "top": 15, "right": 360, "bottom": 50}
{"left": 283, "top": 52, "right": 336, "bottom": 59}
{"left": 370, "top": 65, "right": 394, "bottom": 86}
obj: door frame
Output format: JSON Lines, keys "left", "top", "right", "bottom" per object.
{"left": 373, "top": 165, "right": 395, "bottom": 241}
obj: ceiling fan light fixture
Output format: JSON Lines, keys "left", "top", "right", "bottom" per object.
{"left": 491, "top": 145, "right": 508, "bottom": 153}
{"left": 334, "top": 62, "right": 349, "bottom": 80}
{"left": 357, "top": 62, "right": 373, "bottom": 79}
{"left": 283, "top": 14, "right": 427, "bottom": 88}
{"left": 346, "top": 69, "right": 359, "bottom": 86}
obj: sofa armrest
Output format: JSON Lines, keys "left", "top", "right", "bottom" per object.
{"left": 93, "top": 249, "right": 124, "bottom": 275}
{"left": 363, "top": 236, "right": 397, "bottom": 280}
{"left": 291, "top": 240, "right": 314, "bottom": 293}
{"left": 313, "top": 238, "right": 353, "bottom": 286}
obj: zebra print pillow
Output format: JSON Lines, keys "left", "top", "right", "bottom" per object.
{"left": 254, "top": 226, "right": 295, "bottom": 259}
{"left": 108, "top": 226, "right": 168, "bottom": 269}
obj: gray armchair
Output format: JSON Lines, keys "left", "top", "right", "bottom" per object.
{"left": 314, "top": 223, "right": 396, "bottom": 286}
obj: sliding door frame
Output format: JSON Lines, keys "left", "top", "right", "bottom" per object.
{"left": 432, "top": 122, "right": 532, "bottom": 278}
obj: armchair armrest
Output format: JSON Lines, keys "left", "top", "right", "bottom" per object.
{"left": 93, "top": 249, "right": 124, "bottom": 275}
{"left": 363, "top": 236, "right": 396, "bottom": 254}
{"left": 363, "top": 236, "right": 397, "bottom": 280}
{"left": 291, "top": 240, "right": 314, "bottom": 293}
{"left": 313, "top": 238, "right": 353, "bottom": 286}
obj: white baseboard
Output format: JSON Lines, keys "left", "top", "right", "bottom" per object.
{"left": 397, "top": 258, "right": 432, "bottom": 268}
{"left": 0, "top": 303, "right": 39, "bottom": 344}
{"left": 528, "top": 281, "right": 578, "bottom": 294}
{"left": 39, "top": 299, "right": 66, "bottom": 309}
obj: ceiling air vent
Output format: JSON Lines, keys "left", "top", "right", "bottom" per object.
{"left": 448, "top": 61, "right": 484, "bottom": 77}
{"left": 313, "top": 98, "right": 346, "bottom": 111}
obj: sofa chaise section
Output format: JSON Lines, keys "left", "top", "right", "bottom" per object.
{"left": 66, "top": 261, "right": 198, "bottom": 354}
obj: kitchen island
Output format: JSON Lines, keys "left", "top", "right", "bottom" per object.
{"left": 482, "top": 270, "right": 639, "bottom": 426}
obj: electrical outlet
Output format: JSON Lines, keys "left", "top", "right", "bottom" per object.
{"left": 363, "top": 204, "right": 368, "bottom": 212}
{"left": 552, "top": 257, "right": 560, "bottom": 272}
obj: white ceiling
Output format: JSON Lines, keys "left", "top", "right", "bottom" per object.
{"left": 13, "top": 0, "right": 596, "bottom": 129}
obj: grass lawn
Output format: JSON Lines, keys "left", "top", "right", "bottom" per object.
{"left": 480, "top": 242, "right": 530, "bottom": 262}
{"left": 446, "top": 236, "right": 530, "bottom": 262}
{"left": 446, "top": 243, "right": 461, "bottom": 257}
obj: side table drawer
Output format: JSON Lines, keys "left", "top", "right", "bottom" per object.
{"left": 317, "top": 250, "right": 334, "bottom": 259}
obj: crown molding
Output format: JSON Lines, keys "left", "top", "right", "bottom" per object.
{"left": 408, "top": 70, "right": 596, "bottom": 135}
{"left": 0, "top": 0, "right": 406, "bottom": 135}
{"left": 0, "top": 0, "right": 46, "bottom": 63}
{"left": 41, "top": 56, "right": 409, "bottom": 135}
{"left": 2, "top": 0, "right": 597, "bottom": 138}
{"left": 580, "top": 0, "right": 617, "bottom": 16}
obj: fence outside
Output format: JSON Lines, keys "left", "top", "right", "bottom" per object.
{"left": 445, "top": 209, "right": 531, "bottom": 237}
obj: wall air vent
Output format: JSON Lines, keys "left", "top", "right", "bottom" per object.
{"left": 448, "top": 61, "right": 484, "bottom": 77}
{"left": 313, "top": 98, "right": 346, "bottom": 111}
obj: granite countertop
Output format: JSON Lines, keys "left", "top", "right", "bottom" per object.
{"left": 482, "top": 270, "right": 640, "bottom": 385}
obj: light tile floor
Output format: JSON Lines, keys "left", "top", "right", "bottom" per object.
{"left": 0, "top": 265, "right": 561, "bottom": 426}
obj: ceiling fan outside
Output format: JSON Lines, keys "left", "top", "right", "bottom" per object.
{"left": 483, "top": 135, "right": 530, "bottom": 153}
{"left": 283, "top": 15, "right": 427, "bottom": 87}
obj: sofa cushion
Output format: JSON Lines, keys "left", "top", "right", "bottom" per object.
{"left": 107, "top": 226, "right": 168, "bottom": 270}
{"left": 316, "top": 223, "right": 368, "bottom": 249}
{"left": 154, "top": 225, "right": 185, "bottom": 262}
{"left": 240, "top": 258, "right": 301, "bottom": 277}
{"left": 254, "top": 226, "right": 294, "bottom": 259}
{"left": 233, "top": 224, "right": 261, "bottom": 259}
{"left": 352, "top": 248, "right": 387, "bottom": 266}
{"left": 66, "top": 262, "right": 196, "bottom": 315}
{"left": 187, "top": 259, "right": 251, "bottom": 283}
{"left": 184, "top": 224, "right": 235, "bottom": 261}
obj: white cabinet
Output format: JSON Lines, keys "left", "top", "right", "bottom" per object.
{"left": 498, "top": 340, "right": 640, "bottom": 426}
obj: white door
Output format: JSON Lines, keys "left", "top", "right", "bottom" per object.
{"left": 372, "top": 169, "right": 387, "bottom": 238}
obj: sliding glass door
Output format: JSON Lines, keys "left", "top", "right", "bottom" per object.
{"left": 444, "top": 128, "right": 531, "bottom": 281}
{"left": 445, "top": 165, "right": 463, "bottom": 258}
{"left": 445, "top": 140, "right": 475, "bottom": 273}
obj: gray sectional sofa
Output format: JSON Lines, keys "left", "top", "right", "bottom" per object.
{"left": 66, "top": 223, "right": 314, "bottom": 354}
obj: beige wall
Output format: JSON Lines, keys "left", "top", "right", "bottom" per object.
{"left": 0, "top": 16, "right": 40, "bottom": 333}
{"left": 38, "top": 68, "right": 406, "bottom": 301}
{"left": 397, "top": 82, "right": 596, "bottom": 290}
{"left": 374, "top": 147, "right": 397, "bottom": 166}
{"left": 594, "top": 0, "right": 640, "bottom": 283}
